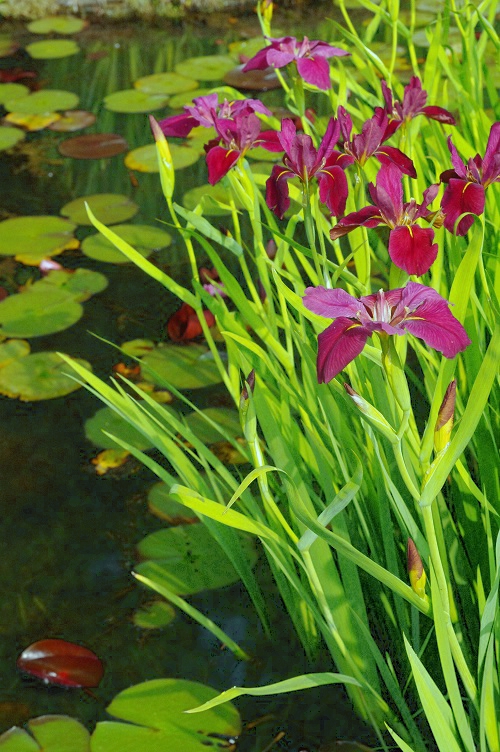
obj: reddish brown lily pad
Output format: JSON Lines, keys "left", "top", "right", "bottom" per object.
{"left": 58, "top": 133, "right": 128, "bottom": 159}
{"left": 223, "top": 64, "right": 280, "bottom": 91}
{"left": 48, "top": 110, "right": 96, "bottom": 132}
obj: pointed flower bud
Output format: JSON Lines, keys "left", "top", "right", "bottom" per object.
{"left": 407, "top": 538, "right": 427, "bottom": 601}
{"left": 149, "top": 115, "right": 174, "bottom": 199}
{"left": 434, "top": 379, "right": 456, "bottom": 453}
{"left": 239, "top": 369, "right": 256, "bottom": 409}
{"left": 240, "top": 370, "right": 257, "bottom": 442}
{"left": 344, "top": 384, "right": 398, "bottom": 444}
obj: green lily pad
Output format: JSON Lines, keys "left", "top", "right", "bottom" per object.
{"left": 0, "top": 352, "right": 90, "bottom": 401}
{"left": 148, "top": 482, "right": 198, "bottom": 524}
{"left": 124, "top": 142, "right": 199, "bottom": 172}
{"left": 3, "top": 90, "right": 79, "bottom": 115}
{"left": 174, "top": 55, "right": 235, "bottom": 82}
{"left": 0, "top": 36, "right": 20, "bottom": 58}
{"left": 0, "top": 216, "right": 78, "bottom": 264}
{"left": 81, "top": 224, "right": 171, "bottom": 264}
{"left": 0, "top": 289, "right": 83, "bottom": 338}
{"left": 60, "top": 194, "right": 138, "bottom": 226}
{"left": 169, "top": 87, "right": 212, "bottom": 109}
{"left": 134, "top": 72, "right": 198, "bottom": 95}
{"left": 26, "top": 40, "right": 80, "bottom": 60}
{"left": 0, "top": 83, "right": 29, "bottom": 104}
{"left": 0, "top": 126, "right": 25, "bottom": 151}
{"left": 92, "top": 679, "right": 241, "bottom": 752}
{"left": 184, "top": 407, "right": 242, "bottom": 445}
{"left": 84, "top": 403, "right": 175, "bottom": 450}
{"left": 141, "top": 343, "right": 223, "bottom": 390}
{"left": 30, "top": 268, "right": 108, "bottom": 301}
{"left": 0, "top": 339, "right": 30, "bottom": 367}
{"left": 182, "top": 183, "right": 246, "bottom": 217}
{"left": 0, "top": 715, "right": 90, "bottom": 751}
{"left": 136, "top": 525, "right": 256, "bottom": 594}
{"left": 133, "top": 600, "right": 176, "bottom": 629}
{"left": 103, "top": 89, "right": 169, "bottom": 114}
{"left": 120, "top": 339, "right": 155, "bottom": 357}
{"left": 228, "top": 37, "right": 270, "bottom": 60}
{"left": 27, "top": 16, "right": 87, "bottom": 34}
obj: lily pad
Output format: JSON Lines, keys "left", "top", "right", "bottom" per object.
{"left": 4, "top": 112, "right": 60, "bottom": 131}
{"left": 182, "top": 183, "right": 244, "bottom": 217}
{"left": 60, "top": 194, "right": 138, "bottom": 226}
{"left": 48, "top": 110, "right": 96, "bottom": 132}
{"left": 3, "top": 90, "right": 79, "bottom": 115}
{"left": 26, "top": 40, "right": 80, "bottom": 60}
{"left": 133, "top": 600, "right": 176, "bottom": 629}
{"left": 169, "top": 87, "right": 212, "bottom": 109}
{"left": 0, "top": 289, "right": 83, "bottom": 338}
{"left": 0, "top": 215, "right": 78, "bottom": 264}
{"left": 124, "top": 142, "right": 199, "bottom": 172}
{"left": 27, "top": 16, "right": 87, "bottom": 34}
{"left": 84, "top": 403, "right": 175, "bottom": 450}
{"left": 0, "top": 125, "right": 25, "bottom": 150}
{"left": 174, "top": 55, "right": 235, "bottom": 82}
{"left": 58, "top": 133, "right": 128, "bottom": 159}
{"left": 184, "top": 407, "right": 242, "bottom": 445}
{"left": 103, "top": 89, "right": 169, "bottom": 114}
{"left": 81, "top": 224, "right": 171, "bottom": 264}
{"left": 0, "top": 352, "right": 90, "bottom": 401}
{"left": 120, "top": 339, "right": 155, "bottom": 357}
{"left": 30, "top": 268, "right": 108, "bottom": 301}
{"left": 0, "top": 36, "right": 19, "bottom": 58}
{"left": 136, "top": 525, "right": 256, "bottom": 594}
{"left": 224, "top": 64, "right": 280, "bottom": 91}
{"left": 148, "top": 482, "right": 198, "bottom": 524}
{"left": 141, "top": 343, "right": 223, "bottom": 390}
{"left": 0, "top": 83, "right": 29, "bottom": 104}
{"left": 134, "top": 72, "right": 198, "bottom": 95}
{"left": 0, "top": 715, "right": 90, "bottom": 751}
{"left": 0, "top": 339, "right": 30, "bottom": 367}
{"left": 92, "top": 679, "right": 241, "bottom": 752}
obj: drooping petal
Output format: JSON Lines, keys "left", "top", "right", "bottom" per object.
{"left": 329, "top": 206, "right": 383, "bottom": 240}
{"left": 317, "top": 165, "right": 349, "bottom": 217}
{"left": 441, "top": 178, "right": 485, "bottom": 235}
{"left": 375, "top": 145, "right": 417, "bottom": 177}
{"left": 388, "top": 225, "right": 438, "bottom": 276}
{"left": 482, "top": 122, "right": 500, "bottom": 185}
{"left": 277, "top": 118, "right": 298, "bottom": 155}
{"left": 266, "top": 47, "right": 296, "bottom": 69}
{"left": 317, "top": 117, "right": 340, "bottom": 162}
{"left": 316, "top": 318, "right": 369, "bottom": 382}
{"left": 381, "top": 80, "right": 393, "bottom": 113}
{"left": 303, "top": 286, "right": 363, "bottom": 318}
{"left": 206, "top": 146, "right": 240, "bottom": 184}
{"left": 337, "top": 106, "right": 353, "bottom": 142}
{"left": 421, "top": 105, "right": 456, "bottom": 124}
{"left": 266, "top": 165, "right": 295, "bottom": 219}
{"left": 242, "top": 46, "right": 273, "bottom": 71}
{"left": 157, "top": 112, "right": 197, "bottom": 138}
{"left": 308, "top": 40, "right": 350, "bottom": 59}
{"left": 296, "top": 56, "right": 331, "bottom": 90}
{"left": 256, "top": 129, "right": 284, "bottom": 152}
{"left": 402, "top": 299, "right": 471, "bottom": 358}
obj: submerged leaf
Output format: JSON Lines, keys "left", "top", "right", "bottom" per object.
{"left": 148, "top": 482, "right": 198, "bottom": 524}
{"left": 133, "top": 600, "right": 175, "bottom": 629}
{"left": 81, "top": 224, "right": 171, "bottom": 263}
{"left": 58, "top": 133, "right": 128, "bottom": 159}
{"left": 84, "top": 403, "right": 176, "bottom": 450}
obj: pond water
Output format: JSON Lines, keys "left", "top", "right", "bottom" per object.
{"left": 0, "top": 7, "right": 375, "bottom": 748}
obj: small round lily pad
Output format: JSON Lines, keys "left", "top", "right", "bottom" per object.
{"left": 58, "top": 133, "right": 128, "bottom": 159}
{"left": 0, "top": 351, "right": 90, "bottom": 401}
{"left": 26, "top": 40, "right": 80, "bottom": 60}
{"left": 183, "top": 183, "right": 244, "bottom": 217}
{"left": 169, "top": 87, "right": 212, "bottom": 109}
{"left": 60, "top": 193, "right": 139, "bottom": 226}
{"left": 3, "top": 89, "right": 79, "bottom": 115}
{"left": 0, "top": 36, "right": 19, "bottom": 58}
{"left": 0, "top": 338, "right": 30, "bottom": 367}
{"left": 0, "top": 289, "right": 83, "bottom": 337}
{"left": 141, "top": 343, "right": 223, "bottom": 390}
{"left": 81, "top": 224, "right": 171, "bottom": 264}
{"left": 27, "top": 16, "right": 87, "bottom": 34}
{"left": 0, "top": 215, "right": 78, "bottom": 264}
{"left": 148, "top": 481, "right": 198, "bottom": 524}
{"left": 30, "top": 268, "right": 108, "bottom": 301}
{"left": 0, "top": 125, "right": 25, "bottom": 150}
{"left": 104, "top": 89, "right": 170, "bottom": 114}
{"left": 48, "top": 110, "right": 96, "bottom": 132}
{"left": 174, "top": 55, "right": 235, "bottom": 82}
{"left": 133, "top": 600, "right": 176, "bottom": 629}
{"left": 134, "top": 72, "right": 198, "bottom": 95}
{"left": 184, "top": 407, "right": 242, "bottom": 445}
{"left": 0, "top": 83, "right": 29, "bottom": 105}
{"left": 84, "top": 403, "right": 175, "bottom": 450}
{"left": 4, "top": 112, "right": 61, "bottom": 131}
{"left": 124, "top": 142, "right": 199, "bottom": 172}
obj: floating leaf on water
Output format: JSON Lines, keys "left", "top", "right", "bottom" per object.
{"left": 228, "top": 37, "right": 271, "bottom": 61}
{"left": 81, "top": 224, "right": 171, "bottom": 264}
{"left": 148, "top": 482, "right": 198, "bottom": 524}
{"left": 60, "top": 193, "right": 138, "bottom": 226}
{"left": 0, "top": 125, "right": 25, "bottom": 149}
{"left": 0, "top": 338, "right": 30, "bottom": 367}
{"left": 91, "top": 448, "right": 131, "bottom": 476}
{"left": 124, "top": 142, "right": 200, "bottom": 173}
{"left": 141, "top": 343, "right": 223, "bottom": 389}
{"left": 133, "top": 600, "right": 176, "bottom": 629}
{"left": 17, "top": 639, "right": 103, "bottom": 688}
{"left": 0, "top": 715, "right": 90, "bottom": 751}
{"left": 3, "top": 89, "right": 79, "bottom": 115}
{"left": 0, "top": 215, "right": 78, "bottom": 264}
{"left": 134, "top": 72, "right": 198, "bottom": 95}
{"left": 27, "top": 16, "right": 88, "bottom": 34}
{"left": 168, "top": 87, "right": 212, "bottom": 109}
{"left": 136, "top": 525, "right": 257, "bottom": 594}
{"left": 174, "top": 55, "right": 235, "bottom": 82}
{"left": 4, "top": 112, "right": 60, "bottom": 131}
{"left": 0, "top": 290, "right": 83, "bottom": 338}
{"left": 0, "top": 36, "right": 20, "bottom": 58}
{"left": 0, "top": 351, "right": 90, "bottom": 400}
{"left": 92, "top": 679, "right": 241, "bottom": 752}
{"left": 224, "top": 64, "right": 280, "bottom": 91}
{"left": 26, "top": 40, "right": 80, "bottom": 60}
{"left": 47, "top": 110, "right": 96, "bottom": 132}
{"left": 182, "top": 183, "right": 245, "bottom": 217}
{"left": 103, "top": 89, "right": 170, "bottom": 114}
{"left": 58, "top": 133, "right": 128, "bottom": 159}
{"left": 84, "top": 403, "right": 175, "bottom": 450}
{"left": 184, "top": 407, "right": 242, "bottom": 445}
{"left": 30, "top": 268, "right": 108, "bottom": 301}
{"left": 0, "top": 82, "right": 29, "bottom": 104}
{"left": 120, "top": 339, "right": 155, "bottom": 357}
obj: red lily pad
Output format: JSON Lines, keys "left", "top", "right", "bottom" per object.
{"left": 48, "top": 110, "right": 96, "bottom": 132}
{"left": 224, "top": 64, "right": 280, "bottom": 91}
{"left": 17, "top": 639, "right": 103, "bottom": 688}
{"left": 58, "top": 133, "right": 128, "bottom": 159}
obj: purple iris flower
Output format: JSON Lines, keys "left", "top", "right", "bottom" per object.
{"left": 440, "top": 122, "right": 500, "bottom": 235}
{"left": 338, "top": 106, "right": 416, "bottom": 177}
{"left": 330, "top": 163, "right": 439, "bottom": 276}
{"left": 205, "top": 112, "right": 282, "bottom": 185}
{"left": 265, "top": 118, "right": 352, "bottom": 219}
{"left": 381, "top": 77, "right": 456, "bottom": 140}
{"left": 157, "top": 93, "right": 271, "bottom": 138}
{"left": 303, "top": 282, "right": 471, "bottom": 383}
{"left": 243, "top": 36, "right": 349, "bottom": 91}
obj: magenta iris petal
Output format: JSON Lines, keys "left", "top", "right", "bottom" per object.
{"left": 402, "top": 300, "right": 471, "bottom": 358}
{"left": 388, "top": 225, "right": 438, "bottom": 276}
{"left": 330, "top": 206, "right": 383, "bottom": 240}
{"left": 372, "top": 162, "right": 403, "bottom": 220}
{"left": 317, "top": 318, "right": 369, "bottom": 383}
{"left": 257, "top": 129, "right": 284, "bottom": 152}
{"left": 206, "top": 146, "right": 240, "bottom": 185}
{"left": 317, "top": 165, "right": 349, "bottom": 217}
{"left": 266, "top": 165, "right": 294, "bottom": 219}
{"left": 375, "top": 145, "right": 417, "bottom": 177}
{"left": 421, "top": 106, "right": 456, "bottom": 124}
{"left": 482, "top": 122, "right": 500, "bottom": 185}
{"left": 242, "top": 47, "right": 271, "bottom": 71}
{"left": 296, "top": 56, "right": 331, "bottom": 89}
{"left": 266, "top": 48, "right": 296, "bottom": 68}
{"left": 447, "top": 137, "right": 468, "bottom": 179}
{"left": 441, "top": 179, "right": 485, "bottom": 235}
{"left": 158, "top": 113, "right": 197, "bottom": 138}
{"left": 303, "top": 286, "right": 363, "bottom": 318}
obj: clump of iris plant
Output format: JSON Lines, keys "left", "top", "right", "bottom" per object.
{"left": 381, "top": 76, "right": 456, "bottom": 139}
{"left": 303, "top": 282, "right": 470, "bottom": 383}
